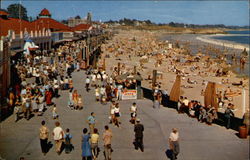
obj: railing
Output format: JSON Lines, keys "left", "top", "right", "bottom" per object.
{"left": 141, "top": 86, "right": 244, "bottom": 131}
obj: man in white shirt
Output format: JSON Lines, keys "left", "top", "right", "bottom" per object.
{"left": 100, "top": 85, "right": 106, "bottom": 104}
{"left": 91, "top": 74, "right": 96, "bottom": 86}
{"left": 85, "top": 76, "right": 90, "bottom": 92}
{"left": 102, "top": 73, "right": 108, "bottom": 85}
{"left": 117, "top": 84, "right": 123, "bottom": 100}
{"left": 109, "top": 77, "right": 113, "bottom": 85}
{"left": 182, "top": 97, "right": 189, "bottom": 107}
{"left": 169, "top": 128, "right": 180, "bottom": 160}
{"left": 52, "top": 121, "right": 64, "bottom": 154}
{"left": 130, "top": 102, "right": 137, "bottom": 124}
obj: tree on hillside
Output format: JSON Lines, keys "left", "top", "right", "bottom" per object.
{"left": 75, "top": 15, "right": 81, "bottom": 19}
{"left": 7, "top": 3, "right": 28, "bottom": 21}
{"left": 61, "top": 20, "right": 68, "bottom": 24}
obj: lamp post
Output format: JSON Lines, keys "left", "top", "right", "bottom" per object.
{"left": 86, "top": 31, "right": 90, "bottom": 67}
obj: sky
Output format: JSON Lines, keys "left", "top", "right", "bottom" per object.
{"left": 1, "top": 0, "right": 249, "bottom": 26}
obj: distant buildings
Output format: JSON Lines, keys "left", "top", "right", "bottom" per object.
{"left": 0, "top": 8, "right": 96, "bottom": 105}
{"left": 68, "top": 12, "right": 92, "bottom": 27}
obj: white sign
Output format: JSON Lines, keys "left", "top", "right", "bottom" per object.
{"left": 122, "top": 90, "right": 137, "bottom": 100}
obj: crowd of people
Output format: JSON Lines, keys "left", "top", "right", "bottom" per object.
{"left": 7, "top": 29, "right": 248, "bottom": 160}
{"left": 8, "top": 41, "right": 87, "bottom": 121}
{"left": 6, "top": 39, "right": 152, "bottom": 160}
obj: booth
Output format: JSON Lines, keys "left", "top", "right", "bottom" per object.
{"left": 115, "top": 72, "right": 143, "bottom": 100}
{"left": 23, "top": 39, "right": 39, "bottom": 56}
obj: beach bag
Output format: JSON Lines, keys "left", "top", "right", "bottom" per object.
{"left": 65, "top": 134, "right": 71, "bottom": 145}
{"left": 165, "top": 149, "right": 173, "bottom": 159}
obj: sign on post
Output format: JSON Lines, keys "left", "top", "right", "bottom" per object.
{"left": 122, "top": 90, "right": 137, "bottom": 100}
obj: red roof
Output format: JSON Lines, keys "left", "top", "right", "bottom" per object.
{"left": 39, "top": 8, "right": 51, "bottom": 16}
{"left": 31, "top": 18, "right": 72, "bottom": 32}
{"left": 0, "top": 17, "right": 38, "bottom": 37}
{"left": 71, "top": 24, "right": 91, "bottom": 31}
{"left": 0, "top": 10, "right": 9, "bottom": 16}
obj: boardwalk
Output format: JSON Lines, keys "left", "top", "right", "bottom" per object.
{"left": 0, "top": 70, "right": 249, "bottom": 160}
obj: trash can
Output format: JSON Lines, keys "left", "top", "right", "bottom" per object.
{"left": 239, "top": 126, "right": 247, "bottom": 139}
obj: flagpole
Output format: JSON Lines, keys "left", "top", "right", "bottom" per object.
{"left": 19, "top": 0, "right": 22, "bottom": 34}
{"left": 242, "top": 88, "right": 246, "bottom": 117}
{"left": 0, "top": 0, "right": 2, "bottom": 9}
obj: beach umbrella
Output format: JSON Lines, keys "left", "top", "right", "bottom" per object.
{"left": 169, "top": 75, "right": 181, "bottom": 102}
{"left": 204, "top": 82, "right": 218, "bottom": 110}
{"left": 241, "top": 48, "right": 248, "bottom": 56}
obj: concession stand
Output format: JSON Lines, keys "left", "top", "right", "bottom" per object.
{"left": 115, "top": 72, "right": 143, "bottom": 100}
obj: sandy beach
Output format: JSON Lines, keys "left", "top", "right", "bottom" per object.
{"left": 160, "top": 33, "right": 249, "bottom": 76}
{"left": 100, "top": 29, "right": 249, "bottom": 118}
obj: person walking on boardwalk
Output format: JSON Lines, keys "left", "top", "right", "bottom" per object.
{"left": 39, "top": 120, "right": 49, "bottom": 155}
{"left": 81, "top": 128, "right": 92, "bottom": 160}
{"left": 224, "top": 106, "right": 234, "bottom": 129}
{"left": 52, "top": 121, "right": 64, "bottom": 155}
{"left": 169, "top": 128, "right": 180, "bottom": 160}
{"left": 130, "top": 102, "right": 137, "bottom": 124}
{"left": 103, "top": 125, "right": 113, "bottom": 160}
{"left": 91, "top": 128, "right": 100, "bottom": 160}
{"left": 113, "top": 103, "right": 121, "bottom": 128}
{"left": 134, "top": 118, "right": 144, "bottom": 152}
{"left": 243, "top": 109, "right": 250, "bottom": 135}
{"left": 85, "top": 76, "right": 90, "bottom": 92}
{"left": 64, "top": 128, "right": 73, "bottom": 154}
{"left": 87, "top": 112, "right": 96, "bottom": 134}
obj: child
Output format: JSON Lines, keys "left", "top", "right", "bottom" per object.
{"left": 64, "top": 128, "right": 73, "bottom": 154}
{"left": 78, "top": 95, "right": 83, "bottom": 110}
{"left": 95, "top": 86, "right": 100, "bottom": 101}
{"left": 130, "top": 102, "right": 137, "bottom": 124}
{"left": 38, "top": 94, "right": 44, "bottom": 116}
{"left": 14, "top": 99, "right": 21, "bottom": 122}
{"left": 68, "top": 100, "right": 74, "bottom": 110}
{"left": 52, "top": 104, "right": 59, "bottom": 119}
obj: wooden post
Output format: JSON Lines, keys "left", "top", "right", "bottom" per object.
{"left": 134, "top": 66, "right": 137, "bottom": 75}
{"left": 86, "top": 46, "right": 89, "bottom": 67}
{"left": 118, "top": 62, "right": 121, "bottom": 75}
{"left": 152, "top": 70, "right": 157, "bottom": 88}
{"left": 103, "top": 58, "right": 106, "bottom": 71}
{"left": 93, "top": 52, "right": 97, "bottom": 69}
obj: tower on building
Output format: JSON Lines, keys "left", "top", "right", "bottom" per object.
{"left": 39, "top": 8, "right": 51, "bottom": 18}
{"left": 87, "top": 12, "right": 92, "bottom": 23}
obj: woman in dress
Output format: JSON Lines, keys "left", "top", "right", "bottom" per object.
{"left": 78, "top": 94, "right": 83, "bottom": 110}
{"left": 81, "top": 128, "right": 92, "bottom": 160}
{"left": 45, "top": 89, "right": 52, "bottom": 106}
{"left": 31, "top": 95, "right": 38, "bottom": 113}
{"left": 69, "top": 77, "right": 73, "bottom": 90}
{"left": 114, "top": 103, "right": 121, "bottom": 127}
{"left": 38, "top": 94, "right": 44, "bottom": 116}
{"left": 8, "top": 90, "right": 15, "bottom": 108}
{"left": 72, "top": 90, "right": 79, "bottom": 109}
{"left": 95, "top": 86, "right": 100, "bottom": 101}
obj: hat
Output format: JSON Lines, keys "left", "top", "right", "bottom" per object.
{"left": 136, "top": 118, "right": 140, "bottom": 122}
{"left": 172, "top": 128, "right": 177, "bottom": 132}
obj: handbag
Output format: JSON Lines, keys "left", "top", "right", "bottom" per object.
{"left": 165, "top": 149, "right": 173, "bottom": 159}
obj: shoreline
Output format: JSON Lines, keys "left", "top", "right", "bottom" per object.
{"left": 159, "top": 33, "right": 249, "bottom": 77}
{"left": 196, "top": 35, "right": 249, "bottom": 51}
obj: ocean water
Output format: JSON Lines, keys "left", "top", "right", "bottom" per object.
{"left": 214, "top": 36, "right": 249, "bottom": 45}
{"left": 213, "top": 30, "right": 250, "bottom": 45}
